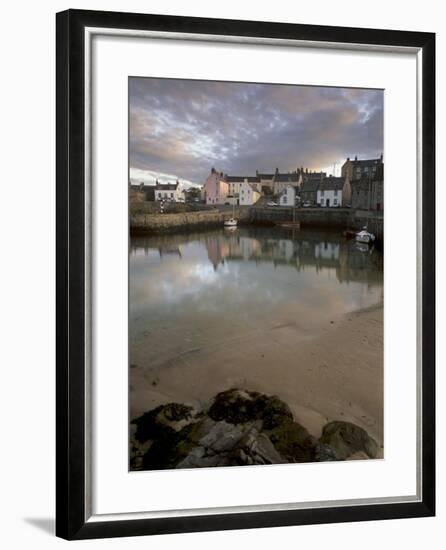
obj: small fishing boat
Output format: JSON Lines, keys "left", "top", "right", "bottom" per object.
{"left": 224, "top": 218, "right": 237, "bottom": 228}
{"left": 224, "top": 203, "right": 238, "bottom": 227}
{"left": 355, "top": 227, "right": 375, "bottom": 244}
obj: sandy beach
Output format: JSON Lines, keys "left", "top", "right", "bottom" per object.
{"left": 130, "top": 301, "right": 383, "bottom": 447}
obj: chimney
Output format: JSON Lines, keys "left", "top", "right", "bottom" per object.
{"left": 275, "top": 167, "right": 279, "bottom": 175}
{"left": 380, "top": 153, "right": 383, "bottom": 161}
{"left": 347, "top": 157, "right": 350, "bottom": 161}
{"left": 354, "top": 155, "right": 358, "bottom": 161}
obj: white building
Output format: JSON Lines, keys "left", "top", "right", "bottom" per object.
{"left": 225, "top": 175, "right": 262, "bottom": 203}
{"left": 239, "top": 179, "right": 261, "bottom": 206}
{"left": 154, "top": 181, "right": 184, "bottom": 202}
{"left": 279, "top": 185, "right": 296, "bottom": 206}
{"left": 316, "top": 176, "right": 349, "bottom": 207}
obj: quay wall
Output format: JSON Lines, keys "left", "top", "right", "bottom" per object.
{"left": 130, "top": 204, "right": 383, "bottom": 242}
{"left": 250, "top": 207, "right": 383, "bottom": 242}
{"left": 130, "top": 208, "right": 251, "bottom": 234}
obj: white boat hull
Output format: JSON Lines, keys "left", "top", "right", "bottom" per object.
{"left": 224, "top": 219, "right": 237, "bottom": 227}
{"left": 355, "top": 231, "right": 375, "bottom": 244}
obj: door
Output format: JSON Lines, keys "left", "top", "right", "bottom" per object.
{"left": 326, "top": 198, "right": 330, "bottom": 207}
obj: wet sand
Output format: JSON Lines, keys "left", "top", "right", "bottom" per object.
{"left": 130, "top": 302, "right": 383, "bottom": 446}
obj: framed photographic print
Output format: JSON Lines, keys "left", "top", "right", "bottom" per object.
{"left": 56, "top": 9, "right": 435, "bottom": 540}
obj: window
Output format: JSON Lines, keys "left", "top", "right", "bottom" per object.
{"left": 283, "top": 196, "right": 287, "bottom": 203}
{"left": 334, "top": 198, "right": 338, "bottom": 205}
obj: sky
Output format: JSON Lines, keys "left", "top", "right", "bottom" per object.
{"left": 129, "top": 78, "right": 383, "bottom": 188}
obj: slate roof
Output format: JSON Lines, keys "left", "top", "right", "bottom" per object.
{"left": 350, "top": 157, "right": 382, "bottom": 168}
{"left": 301, "top": 172, "right": 326, "bottom": 192}
{"left": 155, "top": 182, "right": 179, "bottom": 190}
{"left": 226, "top": 175, "right": 260, "bottom": 183}
{"left": 273, "top": 172, "right": 300, "bottom": 183}
{"left": 319, "top": 176, "right": 346, "bottom": 191}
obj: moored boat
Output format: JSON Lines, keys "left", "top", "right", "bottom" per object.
{"left": 355, "top": 227, "right": 375, "bottom": 244}
{"left": 224, "top": 202, "right": 238, "bottom": 227}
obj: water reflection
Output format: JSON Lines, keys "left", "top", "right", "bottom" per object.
{"left": 130, "top": 227, "right": 383, "bottom": 372}
{"left": 131, "top": 227, "right": 382, "bottom": 284}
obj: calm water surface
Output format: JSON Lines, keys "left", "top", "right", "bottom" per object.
{"left": 130, "top": 227, "right": 383, "bottom": 368}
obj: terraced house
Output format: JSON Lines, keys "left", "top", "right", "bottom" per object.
{"left": 317, "top": 176, "right": 351, "bottom": 207}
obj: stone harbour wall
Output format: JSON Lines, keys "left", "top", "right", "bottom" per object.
{"left": 130, "top": 208, "right": 251, "bottom": 234}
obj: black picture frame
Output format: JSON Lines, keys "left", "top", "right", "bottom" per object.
{"left": 56, "top": 9, "right": 435, "bottom": 540}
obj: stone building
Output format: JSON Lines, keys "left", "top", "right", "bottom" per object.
{"left": 351, "top": 164, "right": 384, "bottom": 211}
{"left": 341, "top": 155, "right": 383, "bottom": 184}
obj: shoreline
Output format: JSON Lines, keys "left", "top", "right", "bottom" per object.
{"left": 130, "top": 301, "right": 384, "bottom": 447}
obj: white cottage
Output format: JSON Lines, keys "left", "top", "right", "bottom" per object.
{"left": 317, "top": 176, "right": 349, "bottom": 207}
{"left": 154, "top": 181, "right": 184, "bottom": 202}
{"left": 279, "top": 185, "right": 296, "bottom": 206}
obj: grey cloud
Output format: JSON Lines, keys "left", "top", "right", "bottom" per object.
{"left": 129, "top": 78, "right": 383, "bottom": 185}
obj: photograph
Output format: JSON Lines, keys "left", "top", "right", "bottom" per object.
{"left": 128, "top": 78, "right": 385, "bottom": 471}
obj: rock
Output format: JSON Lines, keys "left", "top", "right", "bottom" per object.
{"left": 208, "top": 389, "right": 261, "bottom": 424}
{"left": 177, "top": 421, "right": 284, "bottom": 468}
{"left": 131, "top": 390, "right": 380, "bottom": 471}
{"left": 265, "top": 420, "right": 316, "bottom": 463}
{"left": 319, "top": 421, "right": 378, "bottom": 459}
{"left": 177, "top": 451, "right": 231, "bottom": 469}
{"left": 141, "top": 422, "right": 197, "bottom": 470}
{"left": 176, "top": 421, "right": 253, "bottom": 469}
{"left": 248, "top": 432, "right": 284, "bottom": 464}
{"left": 208, "top": 388, "right": 293, "bottom": 429}
{"left": 256, "top": 395, "right": 293, "bottom": 430}
{"left": 313, "top": 442, "right": 339, "bottom": 461}
{"left": 198, "top": 420, "right": 247, "bottom": 453}
{"left": 132, "top": 403, "right": 200, "bottom": 443}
